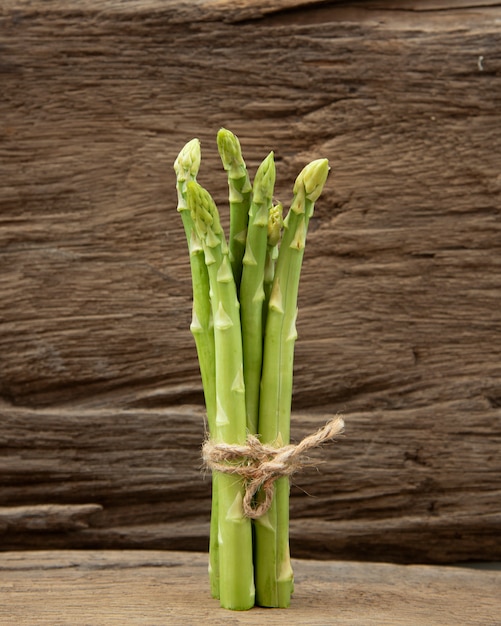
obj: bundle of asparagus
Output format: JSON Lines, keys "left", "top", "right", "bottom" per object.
{"left": 174, "top": 130, "right": 336, "bottom": 611}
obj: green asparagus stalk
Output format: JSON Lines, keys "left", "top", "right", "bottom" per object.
{"left": 174, "top": 139, "right": 220, "bottom": 599}
{"left": 217, "top": 128, "right": 252, "bottom": 289}
{"left": 187, "top": 180, "right": 255, "bottom": 611}
{"left": 263, "top": 201, "right": 283, "bottom": 330}
{"left": 239, "top": 151, "right": 276, "bottom": 434}
{"left": 174, "top": 139, "right": 216, "bottom": 430}
{"left": 255, "top": 158, "right": 330, "bottom": 608}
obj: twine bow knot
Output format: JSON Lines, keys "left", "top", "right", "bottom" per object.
{"left": 202, "top": 416, "right": 344, "bottom": 519}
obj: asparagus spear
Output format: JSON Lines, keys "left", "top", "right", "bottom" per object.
{"left": 217, "top": 128, "right": 252, "bottom": 289}
{"left": 187, "top": 180, "right": 255, "bottom": 611}
{"left": 174, "top": 139, "right": 216, "bottom": 430}
{"left": 239, "top": 151, "right": 276, "bottom": 434}
{"left": 255, "top": 158, "right": 330, "bottom": 608}
{"left": 174, "top": 139, "right": 220, "bottom": 599}
{"left": 263, "top": 201, "right": 283, "bottom": 330}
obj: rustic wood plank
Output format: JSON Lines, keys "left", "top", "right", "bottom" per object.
{"left": 1, "top": 404, "right": 499, "bottom": 562}
{"left": 0, "top": 550, "right": 500, "bottom": 625}
{"left": 1, "top": 0, "right": 501, "bottom": 560}
{"left": 0, "top": 504, "right": 103, "bottom": 532}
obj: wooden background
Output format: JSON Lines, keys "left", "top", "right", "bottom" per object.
{"left": 1, "top": 0, "right": 500, "bottom": 563}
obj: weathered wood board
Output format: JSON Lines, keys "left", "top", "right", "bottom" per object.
{"left": 1, "top": 0, "right": 501, "bottom": 561}
{"left": 1, "top": 550, "right": 500, "bottom": 625}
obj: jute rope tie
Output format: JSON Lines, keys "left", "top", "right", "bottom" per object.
{"left": 202, "top": 416, "right": 344, "bottom": 519}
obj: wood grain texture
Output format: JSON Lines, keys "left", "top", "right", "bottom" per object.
{"left": 1, "top": 0, "right": 501, "bottom": 561}
{"left": 0, "top": 550, "right": 500, "bottom": 625}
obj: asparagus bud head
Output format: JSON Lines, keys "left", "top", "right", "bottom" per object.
{"left": 186, "top": 181, "right": 223, "bottom": 241}
{"left": 174, "top": 138, "right": 201, "bottom": 186}
{"left": 267, "top": 202, "right": 283, "bottom": 247}
{"left": 293, "top": 158, "right": 330, "bottom": 212}
{"left": 217, "top": 128, "right": 248, "bottom": 182}
{"left": 252, "top": 151, "right": 275, "bottom": 211}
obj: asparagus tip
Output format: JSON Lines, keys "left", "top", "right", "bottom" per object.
{"left": 174, "top": 137, "right": 201, "bottom": 181}
{"left": 186, "top": 180, "right": 219, "bottom": 237}
{"left": 294, "top": 158, "right": 330, "bottom": 202}
{"left": 252, "top": 151, "right": 276, "bottom": 205}
{"left": 217, "top": 128, "right": 245, "bottom": 173}
{"left": 267, "top": 202, "right": 283, "bottom": 247}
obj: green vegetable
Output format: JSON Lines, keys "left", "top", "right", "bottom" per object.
{"left": 263, "top": 201, "right": 283, "bottom": 330}
{"left": 255, "top": 158, "right": 330, "bottom": 607}
{"left": 174, "top": 139, "right": 215, "bottom": 431}
{"left": 175, "top": 132, "right": 329, "bottom": 611}
{"left": 239, "top": 151, "right": 276, "bottom": 434}
{"left": 173, "top": 140, "right": 220, "bottom": 599}
{"left": 217, "top": 128, "right": 252, "bottom": 290}
{"left": 187, "top": 180, "right": 255, "bottom": 611}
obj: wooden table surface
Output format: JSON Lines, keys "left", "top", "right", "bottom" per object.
{"left": 0, "top": 550, "right": 499, "bottom": 625}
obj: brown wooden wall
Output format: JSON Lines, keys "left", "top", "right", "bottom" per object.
{"left": 1, "top": 0, "right": 501, "bottom": 562}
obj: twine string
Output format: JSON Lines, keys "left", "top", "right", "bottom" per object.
{"left": 202, "top": 416, "right": 344, "bottom": 519}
